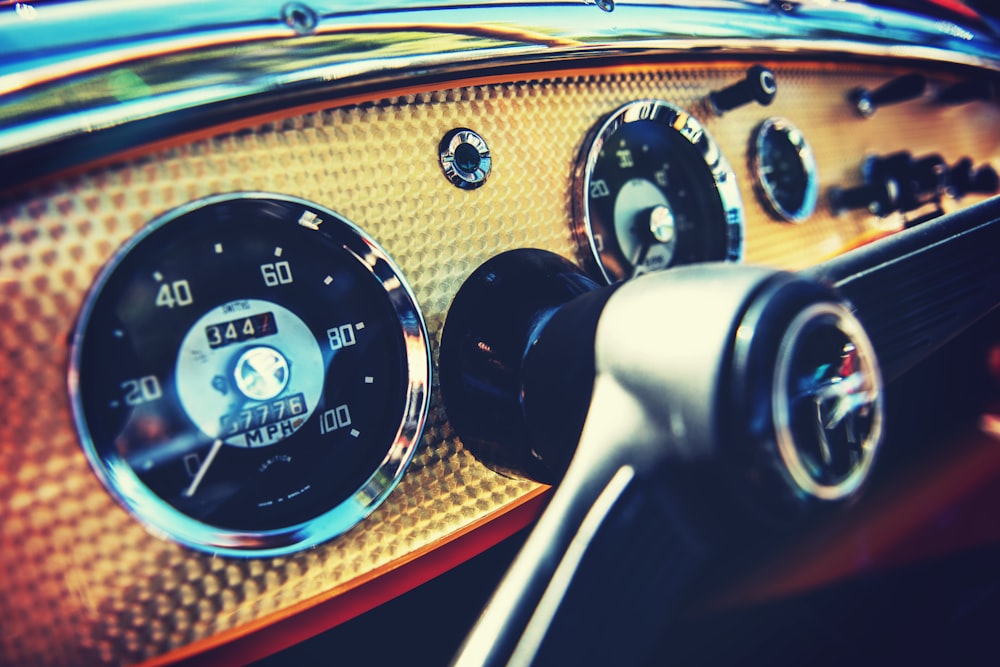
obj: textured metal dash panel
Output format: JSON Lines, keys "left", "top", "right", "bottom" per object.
{"left": 1, "top": 63, "right": 998, "bottom": 666}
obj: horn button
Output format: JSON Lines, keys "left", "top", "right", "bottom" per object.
{"left": 773, "top": 302, "right": 883, "bottom": 500}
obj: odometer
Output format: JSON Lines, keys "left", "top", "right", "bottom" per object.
{"left": 69, "top": 193, "right": 430, "bottom": 556}
{"left": 205, "top": 311, "right": 278, "bottom": 349}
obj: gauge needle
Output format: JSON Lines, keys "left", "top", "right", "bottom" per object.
{"left": 184, "top": 438, "right": 224, "bottom": 497}
{"left": 629, "top": 240, "right": 652, "bottom": 278}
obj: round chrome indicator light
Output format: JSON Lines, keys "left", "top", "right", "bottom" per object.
{"left": 439, "top": 127, "right": 492, "bottom": 189}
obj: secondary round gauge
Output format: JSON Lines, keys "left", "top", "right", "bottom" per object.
{"left": 69, "top": 193, "right": 430, "bottom": 556}
{"left": 750, "top": 117, "right": 818, "bottom": 222}
{"left": 573, "top": 100, "right": 744, "bottom": 283}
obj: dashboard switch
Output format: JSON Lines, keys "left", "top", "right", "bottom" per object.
{"left": 948, "top": 158, "right": 1000, "bottom": 198}
{"left": 829, "top": 179, "right": 899, "bottom": 217}
{"left": 972, "top": 165, "right": 1000, "bottom": 195}
{"left": 936, "top": 79, "right": 995, "bottom": 105}
{"left": 911, "top": 154, "right": 949, "bottom": 196}
{"left": 864, "top": 151, "right": 947, "bottom": 212}
{"left": 849, "top": 73, "right": 926, "bottom": 117}
{"left": 708, "top": 65, "right": 777, "bottom": 115}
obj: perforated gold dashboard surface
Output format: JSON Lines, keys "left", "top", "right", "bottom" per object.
{"left": 1, "top": 62, "right": 999, "bottom": 666}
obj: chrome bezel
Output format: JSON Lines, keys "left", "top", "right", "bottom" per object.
{"left": 572, "top": 99, "right": 744, "bottom": 284}
{"left": 439, "top": 127, "right": 492, "bottom": 190}
{"left": 67, "top": 192, "right": 432, "bottom": 557}
{"left": 750, "top": 116, "right": 819, "bottom": 223}
{"left": 772, "top": 301, "right": 883, "bottom": 501}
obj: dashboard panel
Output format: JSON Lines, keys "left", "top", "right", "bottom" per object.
{"left": 2, "top": 2, "right": 1000, "bottom": 665}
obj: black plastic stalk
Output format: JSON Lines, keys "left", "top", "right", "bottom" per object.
{"left": 829, "top": 179, "right": 898, "bottom": 216}
{"left": 849, "top": 73, "right": 926, "bottom": 117}
{"left": 708, "top": 64, "right": 777, "bottom": 115}
{"left": 936, "top": 79, "right": 995, "bottom": 105}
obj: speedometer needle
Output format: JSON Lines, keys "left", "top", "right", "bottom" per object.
{"left": 184, "top": 438, "right": 224, "bottom": 497}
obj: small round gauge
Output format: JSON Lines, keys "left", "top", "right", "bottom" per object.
{"left": 573, "top": 100, "right": 744, "bottom": 283}
{"left": 750, "top": 117, "right": 818, "bottom": 222}
{"left": 69, "top": 193, "right": 430, "bottom": 556}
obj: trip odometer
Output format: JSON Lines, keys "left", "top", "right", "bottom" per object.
{"left": 69, "top": 193, "right": 430, "bottom": 556}
{"left": 573, "top": 100, "right": 743, "bottom": 283}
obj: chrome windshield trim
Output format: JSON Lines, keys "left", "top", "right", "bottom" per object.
{"left": 2, "top": 1, "right": 998, "bottom": 167}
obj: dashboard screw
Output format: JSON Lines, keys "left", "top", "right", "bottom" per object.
{"left": 281, "top": 2, "right": 318, "bottom": 35}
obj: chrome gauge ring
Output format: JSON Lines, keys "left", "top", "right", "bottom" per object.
{"left": 772, "top": 302, "right": 882, "bottom": 501}
{"left": 69, "top": 193, "right": 431, "bottom": 556}
{"left": 750, "top": 117, "right": 819, "bottom": 222}
{"left": 573, "top": 100, "right": 744, "bottom": 283}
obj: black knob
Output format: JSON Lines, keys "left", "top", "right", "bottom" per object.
{"left": 849, "top": 73, "right": 926, "bottom": 117}
{"left": 950, "top": 160, "right": 1000, "bottom": 198}
{"left": 862, "top": 151, "right": 947, "bottom": 213}
{"left": 862, "top": 151, "right": 912, "bottom": 184}
{"left": 973, "top": 164, "right": 1000, "bottom": 194}
{"left": 936, "top": 79, "right": 995, "bottom": 105}
{"left": 439, "top": 250, "right": 609, "bottom": 483}
{"left": 708, "top": 65, "right": 777, "bottom": 115}
{"left": 829, "top": 179, "right": 899, "bottom": 217}
{"left": 910, "top": 154, "right": 948, "bottom": 199}
{"left": 947, "top": 157, "right": 976, "bottom": 197}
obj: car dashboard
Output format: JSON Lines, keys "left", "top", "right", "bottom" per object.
{"left": 2, "top": 1, "right": 1000, "bottom": 665}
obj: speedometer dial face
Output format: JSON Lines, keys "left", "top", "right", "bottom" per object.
{"left": 69, "top": 193, "right": 430, "bottom": 556}
{"left": 750, "top": 117, "right": 818, "bottom": 222}
{"left": 574, "top": 100, "right": 744, "bottom": 283}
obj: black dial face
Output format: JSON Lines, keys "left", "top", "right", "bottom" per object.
{"left": 574, "top": 100, "right": 743, "bottom": 283}
{"left": 751, "top": 117, "right": 818, "bottom": 222}
{"left": 70, "top": 194, "right": 430, "bottom": 556}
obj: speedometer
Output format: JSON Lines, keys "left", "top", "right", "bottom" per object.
{"left": 573, "top": 100, "right": 744, "bottom": 283}
{"left": 69, "top": 193, "right": 430, "bottom": 556}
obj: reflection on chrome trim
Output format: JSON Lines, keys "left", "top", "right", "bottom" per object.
{"left": 2, "top": 1, "right": 999, "bottom": 176}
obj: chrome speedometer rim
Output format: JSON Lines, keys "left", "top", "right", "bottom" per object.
{"left": 67, "top": 192, "right": 432, "bottom": 557}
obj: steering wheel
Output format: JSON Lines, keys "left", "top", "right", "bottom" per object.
{"left": 438, "top": 195, "right": 1000, "bottom": 666}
